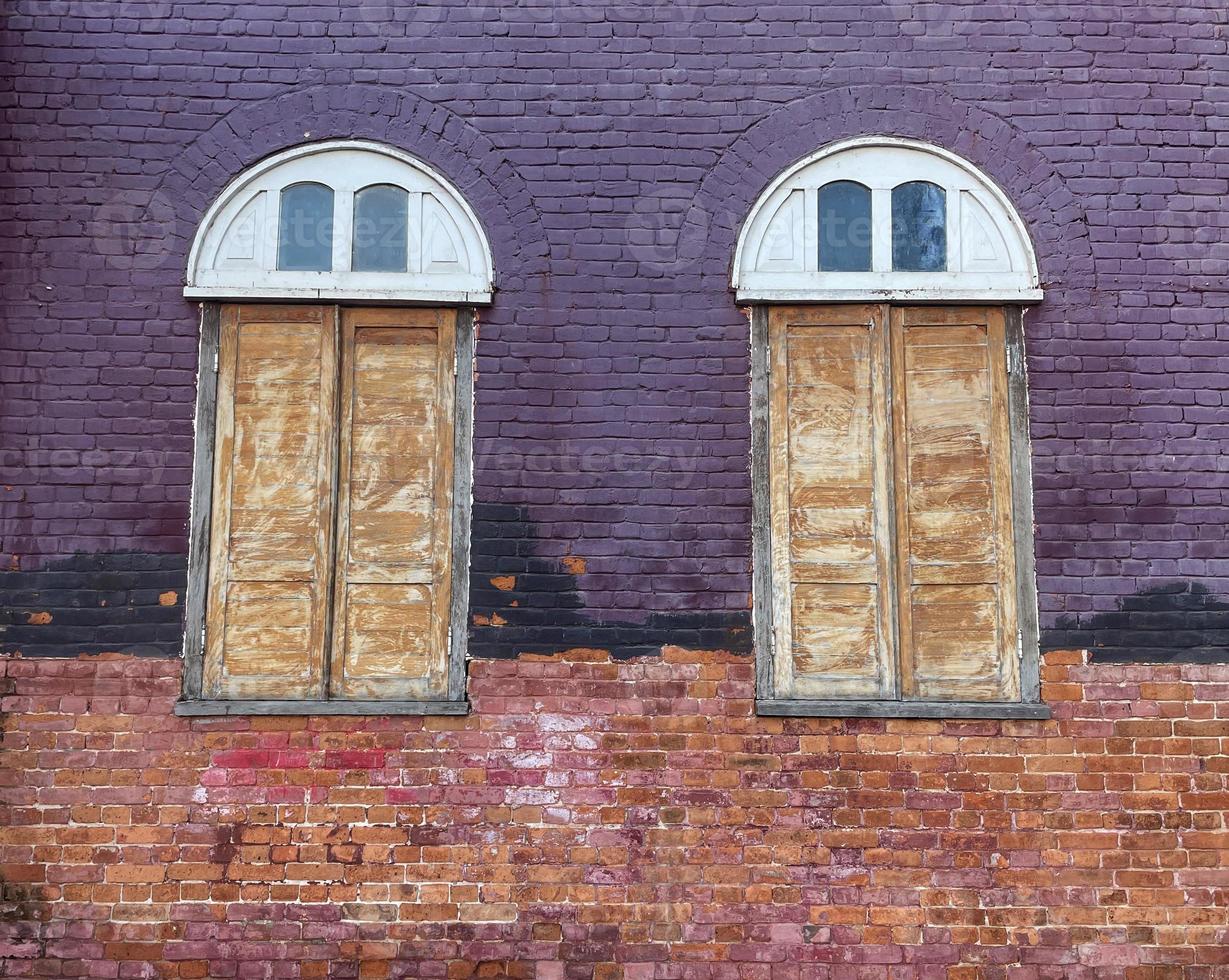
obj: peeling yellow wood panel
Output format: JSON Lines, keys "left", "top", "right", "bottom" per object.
{"left": 330, "top": 307, "right": 455, "bottom": 700}
{"left": 769, "top": 304, "right": 896, "bottom": 700}
{"left": 341, "top": 583, "right": 432, "bottom": 679}
{"left": 203, "top": 305, "right": 336, "bottom": 700}
{"left": 892, "top": 306, "right": 1018, "bottom": 702}
{"left": 222, "top": 581, "right": 314, "bottom": 679}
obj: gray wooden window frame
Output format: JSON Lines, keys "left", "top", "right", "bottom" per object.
{"left": 751, "top": 304, "right": 1049, "bottom": 720}
{"left": 176, "top": 302, "right": 473, "bottom": 716}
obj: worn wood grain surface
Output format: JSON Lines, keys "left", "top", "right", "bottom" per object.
{"left": 768, "top": 304, "right": 896, "bottom": 700}
{"left": 329, "top": 307, "right": 454, "bottom": 700}
{"left": 891, "top": 305, "right": 1018, "bottom": 702}
{"left": 762, "top": 303, "right": 1029, "bottom": 707}
{"left": 204, "top": 305, "right": 336, "bottom": 699}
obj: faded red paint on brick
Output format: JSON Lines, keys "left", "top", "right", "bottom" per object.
{"left": 1, "top": 649, "right": 1227, "bottom": 976}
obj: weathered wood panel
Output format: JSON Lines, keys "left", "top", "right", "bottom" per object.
{"left": 329, "top": 307, "right": 455, "bottom": 700}
{"left": 181, "top": 303, "right": 221, "bottom": 700}
{"left": 751, "top": 307, "right": 775, "bottom": 700}
{"left": 892, "top": 305, "right": 1019, "bottom": 702}
{"left": 203, "top": 305, "right": 337, "bottom": 699}
{"left": 447, "top": 309, "right": 475, "bottom": 704}
{"left": 1005, "top": 306, "right": 1042, "bottom": 702}
{"left": 768, "top": 304, "right": 896, "bottom": 699}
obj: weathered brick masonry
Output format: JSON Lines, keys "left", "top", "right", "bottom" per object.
{"left": 1, "top": 648, "right": 1228, "bottom": 978}
{"left": 4, "top": 0, "right": 1229, "bottom": 976}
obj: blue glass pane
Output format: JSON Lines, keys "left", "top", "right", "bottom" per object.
{"left": 277, "top": 182, "right": 334, "bottom": 271}
{"left": 892, "top": 181, "right": 946, "bottom": 272}
{"left": 352, "top": 184, "right": 409, "bottom": 272}
{"left": 818, "top": 180, "right": 872, "bottom": 272}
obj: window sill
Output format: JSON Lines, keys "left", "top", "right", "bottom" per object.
{"left": 174, "top": 698, "right": 470, "bottom": 717}
{"left": 756, "top": 698, "right": 1050, "bottom": 720}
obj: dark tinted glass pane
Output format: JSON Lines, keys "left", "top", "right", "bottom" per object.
{"left": 892, "top": 181, "right": 946, "bottom": 272}
{"left": 277, "top": 182, "right": 334, "bottom": 271}
{"left": 352, "top": 184, "right": 409, "bottom": 272}
{"left": 818, "top": 181, "right": 872, "bottom": 272}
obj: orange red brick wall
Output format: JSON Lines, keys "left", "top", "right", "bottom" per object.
{"left": 1, "top": 648, "right": 1227, "bottom": 978}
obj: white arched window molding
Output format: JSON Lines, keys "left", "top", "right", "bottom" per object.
{"left": 732, "top": 136, "right": 1042, "bottom": 303}
{"left": 185, "top": 140, "right": 494, "bottom": 304}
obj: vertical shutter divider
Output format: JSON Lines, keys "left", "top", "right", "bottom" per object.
{"left": 321, "top": 305, "right": 345, "bottom": 701}
{"left": 888, "top": 305, "right": 919, "bottom": 700}
{"left": 877, "top": 303, "right": 903, "bottom": 702}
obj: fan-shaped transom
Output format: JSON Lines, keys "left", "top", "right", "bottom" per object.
{"left": 733, "top": 137, "right": 1042, "bottom": 303}
{"left": 186, "top": 140, "right": 494, "bottom": 304}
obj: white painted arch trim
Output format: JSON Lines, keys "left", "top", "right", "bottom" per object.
{"left": 733, "top": 136, "right": 1043, "bottom": 303}
{"left": 185, "top": 140, "right": 494, "bottom": 304}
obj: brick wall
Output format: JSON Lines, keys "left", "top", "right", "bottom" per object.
{"left": 3, "top": 2, "right": 1229, "bottom": 657}
{"left": 2, "top": 647, "right": 1227, "bottom": 978}
{"left": 5, "top": 3, "right": 1229, "bottom": 970}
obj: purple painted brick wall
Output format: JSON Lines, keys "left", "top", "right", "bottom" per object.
{"left": 2, "top": 0, "right": 1228, "bottom": 658}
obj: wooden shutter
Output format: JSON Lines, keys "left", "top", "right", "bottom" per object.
{"left": 768, "top": 305, "right": 897, "bottom": 699}
{"left": 891, "top": 306, "right": 1019, "bottom": 702}
{"left": 329, "top": 308, "right": 455, "bottom": 700}
{"left": 204, "top": 305, "right": 337, "bottom": 699}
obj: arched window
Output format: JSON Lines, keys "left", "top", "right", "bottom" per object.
{"left": 890, "top": 180, "right": 945, "bottom": 272}
{"left": 186, "top": 139, "right": 492, "bottom": 303}
{"left": 818, "top": 180, "right": 872, "bottom": 272}
{"left": 738, "top": 137, "right": 1045, "bottom": 721}
{"left": 180, "top": 141, "right": 489, "bottom": 717}
{"left": 352, "top": 183, "right": 409, "bottom": 272}
{"left": 277, "top": 182, "right": 334, "bottom": 272}
{"left": 734, "top": 136, "right": 1040, "bottom": 302}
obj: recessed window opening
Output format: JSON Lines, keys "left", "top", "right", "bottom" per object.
{"left": 736, "top": 136, "right": 1045, "bottom": 720}
{"left": 181, "top": 140, "right": 495, "bottom": 716}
